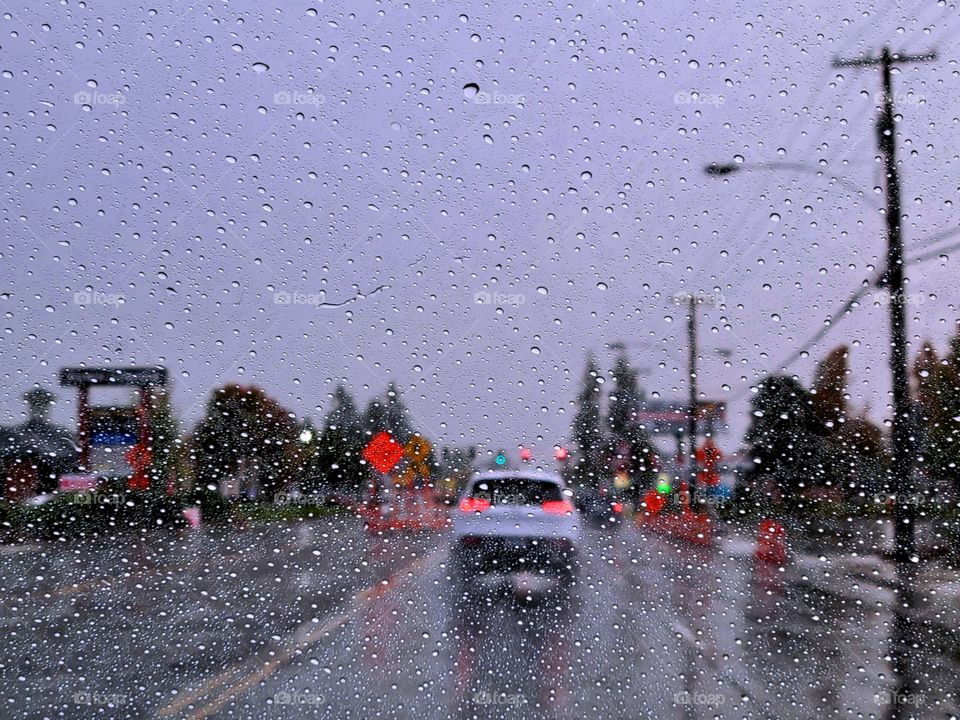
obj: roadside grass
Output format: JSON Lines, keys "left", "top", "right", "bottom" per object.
{"left": 231, "top": 502, "right": 349, "bottom": 523}
{"left": 0, "top": 490, "right": 351, "bottom": 543}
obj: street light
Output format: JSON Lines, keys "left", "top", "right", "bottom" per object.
{"left": 704, "top": 162, "right": 738, "bottom": 177}
{"left": 704, "top": 160, "right": 882, "bottom": 208}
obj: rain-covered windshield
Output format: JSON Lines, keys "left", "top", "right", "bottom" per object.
{"left": 1, "top": 1, "right": 958, "bottom": 719}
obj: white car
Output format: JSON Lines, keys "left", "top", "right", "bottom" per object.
{"left": 451, "top": 471, "right": 581, "bottom": 578}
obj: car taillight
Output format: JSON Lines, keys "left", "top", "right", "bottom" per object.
{"left": 542, "top": 500, "right": 574, "bottom": 515}
{"left": 459, "top": 497, "right": 491, "bottom": 513}
{"left": 612, "top": 502, "right": 623, "bottom": 513}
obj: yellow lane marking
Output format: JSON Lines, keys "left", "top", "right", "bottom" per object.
{"left": 156, "top": 548, "right": 444, "bottom": 720}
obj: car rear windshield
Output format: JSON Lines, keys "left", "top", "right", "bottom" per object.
{"left": 469, "top": 478, "right": 563, "bottom": 505}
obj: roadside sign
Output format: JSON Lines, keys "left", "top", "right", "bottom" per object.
{"left": 399, "top": 435, "right": 432, "bottom": 487}
{"left": 363, "top": 431, "right": 405, "bottom": 474}
{"left": 58, "top": 474, "right": 98, "bottom": 492}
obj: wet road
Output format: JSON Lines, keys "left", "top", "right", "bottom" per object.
{"left": 0, "top": 516, "right": 957, "bottom": 719}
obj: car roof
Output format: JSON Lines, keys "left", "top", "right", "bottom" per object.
{"left": 467, "top": 470, "right": 566, "bottom": 487}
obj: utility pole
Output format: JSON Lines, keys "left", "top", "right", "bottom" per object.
{"left": 687, "top": 294, "right": 698, "bottom": 500}
{"left": 673, "top": 293, "right": 716, "bottom": 505}
{"left": 833, "top": 45, "right": 935, "bottom": 719}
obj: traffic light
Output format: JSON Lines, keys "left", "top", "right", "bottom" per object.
{"left": 554, "top": 446, "right": 569, "bottom": 461}
{"left": 495, "top": 451, "right": 507, "bottom": 466}
{"left": 519, "top": 447, "right": 532, "bottom": 462}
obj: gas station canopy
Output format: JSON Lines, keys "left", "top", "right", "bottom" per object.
{"left": 60, "top": 367, "right": 168, "bottom": 387}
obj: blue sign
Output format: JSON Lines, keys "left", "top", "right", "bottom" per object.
{"left": 91, "top": 431, "right": 138, "bottom": 446}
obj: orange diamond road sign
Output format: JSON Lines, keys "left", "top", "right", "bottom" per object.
{"left": 363, "top": 431, "right": 404, "bottom": 474}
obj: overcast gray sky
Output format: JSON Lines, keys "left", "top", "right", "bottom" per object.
{"left": 2, "top": 0, "right": 959, "bottom": 458}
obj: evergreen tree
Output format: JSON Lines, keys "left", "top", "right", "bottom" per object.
{"left": 363, "top": 395, "right": 386, "bottom": 437}
{"left": 605, "top": 352, "right": 658, "bottom": 494}
{"left": 744, "top": 375, "right": 825, "bottom": 501}
{"left": 606, "top": 352, "right": 658, "bottom": 495}
{"left": 383, "top": 381, "right": 414, "bottom": 443}
{"left": 309, "top": 386, "right": 368, "bottom": 495}
{"left": 571, "top": 355, "right": 605, "bottom": 486}
{"left": 914, "top": 328, "right": 960, "bottom": 493}
{"left": 147, "top": 389, "right": 180, "bottom": 492}
{"left": 608, "top": 353, "right": 644, "bottom": 439}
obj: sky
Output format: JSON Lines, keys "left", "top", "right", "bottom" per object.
{"left": 2, "top": 0, "right": 959, "bottom": 460}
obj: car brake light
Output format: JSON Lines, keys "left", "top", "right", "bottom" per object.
{"left": 612, "top": 502, "right": 623, "bottom": 513}
{"left": 459, "top": 497, "right": 491, "bottom": 513}
{"left": 542, "top": 500, "right": 574, "bottom": 515}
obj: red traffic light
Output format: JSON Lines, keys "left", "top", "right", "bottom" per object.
{"left": 519, "top": 447, "right": 533, "bottom": 462}
{"left": 554, "top": 446, "right": 569, "bottom": 461}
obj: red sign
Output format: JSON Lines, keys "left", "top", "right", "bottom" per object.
{"left": 126, "top": 444, "right": 152, "bottom": 491}
{"left": 363, "top": 431, "right": 405, "bottom": 474}
{"left": 696, "top": 438, "right": 722, "bottom": 487}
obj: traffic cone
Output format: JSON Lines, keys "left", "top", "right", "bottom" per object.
{"left": 755, "top": 519, "right": 787, "bottom": 564}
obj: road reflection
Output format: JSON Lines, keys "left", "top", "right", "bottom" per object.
{"left": 449, "top": 566, "right": 580, "bottom": 719}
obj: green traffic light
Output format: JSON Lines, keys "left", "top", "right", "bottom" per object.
{"left": 656, "top": 479, "right": 672, "bottom": 495}
{"left": 495, "top": 452, "right": 507, "bottom": 466}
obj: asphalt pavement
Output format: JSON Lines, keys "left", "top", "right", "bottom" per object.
{"left": 0, "top": 515, "right": 957, "bottom": 719}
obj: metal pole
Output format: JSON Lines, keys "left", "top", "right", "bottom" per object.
{"left": 687, "top": 295, "right": 698, "bottom": 502}
{"left": 77, "top": 385, "right": 90, "bottom": 471}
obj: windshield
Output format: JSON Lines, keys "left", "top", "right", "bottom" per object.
{"left": 1, "top": 2, "right": 958, "bottom": 719}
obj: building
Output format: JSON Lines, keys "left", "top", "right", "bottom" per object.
{"left": 0, "top": 388, "right": 78, "bottom": 500}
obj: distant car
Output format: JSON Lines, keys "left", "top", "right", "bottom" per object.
{"left": 575, "top": 488, "right": 623, "bottom": 527}
{"left": 451, "top": 471, "right": 581, "bottom": 579}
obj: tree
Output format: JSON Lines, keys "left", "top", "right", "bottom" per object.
{"left": 383, "top": 382, "right": 414, "bottom": 443}
{"left": 810, "top": 346, "right": 888, "bottom": 496}
{"left": 811, "top": 345, "right": 849, "bottom": 432}
{"left": 606, "top": 352, "right": 659, "bottom": 495}
{"left": 193, "top": 385, "right": 301, "bottom": 499}
{"left": 914, "top": 328, "right": 960, "bottom": 493}
{"left": 570, "top": 355, "right": 605, "bottom": 486}
{"left": 307, "top": 385, "right": 368, "bottom": 496}
{"left": 608, "top": 353, "right": 644, "bottom": 440}
{"left": 147, "top": 389, "right": 180, "bottom": 492}
{"left": 744, "top": 375, "right": 825, "bottom": 501}
{"left": 363, "top": 396, "right": 386, "bottom": 437}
